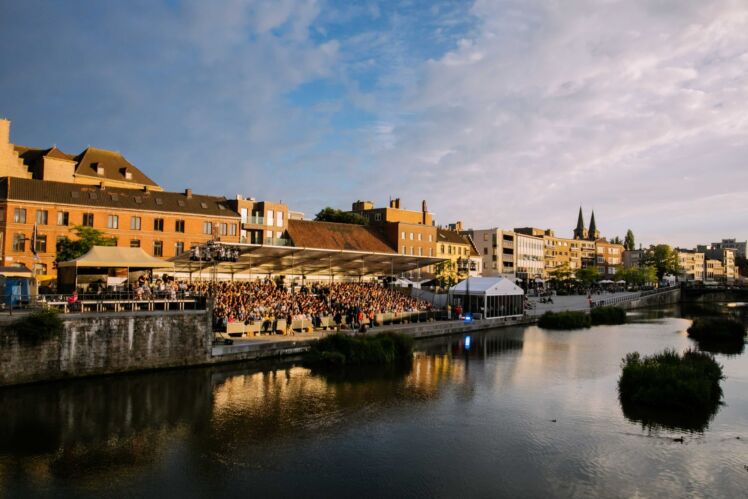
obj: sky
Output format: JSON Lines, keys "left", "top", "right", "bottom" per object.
{"left": 1, "top": 0, "right": 747, "bottom": 248}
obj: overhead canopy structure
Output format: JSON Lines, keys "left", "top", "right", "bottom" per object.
{"left": 58, "top": 246, "right": 175, "bottom": 269}
{"left": 0, "top": 265, "right": 33, "bottom": 278}
{"left": 170, "top": 243, "right": 443, "bottom": 278}
{"left": 449, "top": 277, "right": 525, "bottom": 319}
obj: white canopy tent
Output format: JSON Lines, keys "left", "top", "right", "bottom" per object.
{"left": 449, "top": 277, "right": 525, "bottom": 319}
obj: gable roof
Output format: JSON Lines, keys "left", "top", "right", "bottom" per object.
{"left": 0, "top": 176, "right": 238, "bottom": 218}
{"left": 58, "top": 246, "right": 174, "bottom": 268}
{"left": 73, "top": 147, "right": 158, "bottom": 187}
{"left": 286, "top": 219, "right": 395, "bottom": 253}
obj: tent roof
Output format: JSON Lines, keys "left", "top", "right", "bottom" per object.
{"left": 449, "top": 277, "right": 524, "bottom": 296}
{"left": 57, "top": 246, "right": 175, "bottom": 269}
{"left": 0, "top": 265, "right": 32, "bottom": 277}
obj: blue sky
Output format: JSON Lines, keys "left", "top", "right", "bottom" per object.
{"left": 1, "top": 0, "right": 747, "bottom": 247}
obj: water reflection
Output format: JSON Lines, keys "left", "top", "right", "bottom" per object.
{"left": 0, "top": 310, "right": 745, "bottom": 498}
{"left": 619, "top": 398, "right": 722, "bottom": 433}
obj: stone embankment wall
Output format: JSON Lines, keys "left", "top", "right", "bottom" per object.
{"left": 616, "top": 288, "right": 681, "bottom": 310}
{"left": 0, "top": 310, "right": 212, "bottom": 387}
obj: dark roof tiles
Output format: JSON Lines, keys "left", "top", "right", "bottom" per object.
{"left": 0, "top": 177, "right": 238, "bottom": 218}
{"left": 286, "top": 220, "right": 395, "bottom": 253}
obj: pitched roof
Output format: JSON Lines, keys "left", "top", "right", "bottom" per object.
{"left": 73, "top": 147, "right": 158, "bottom": 187}
{"left": 286, "top": 219, "right": 395, "bottom": 253}
{"left": 0, "top": 177, "right": 238, "bottom": 218}
{"left": 437, "top": 228, "right": 470, "bottom": 245}
{"left": 450, "top": 277, "right": 524, "bottom": 295}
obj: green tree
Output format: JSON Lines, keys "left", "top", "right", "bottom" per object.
{"left": 434, "top": 260, "right": 459, "bottom": 288}
{"left": 55, "top": 225, "right": 116, "bottom": 263}
{"left": 314, "top": 207, "right": 368, "bottom": 225}
{"left": 575, "top": 266, "right": 600, "bottom": 288}
{"left": 611, "top": 236, "right": 623, "bottom": 245}
{"left": 642, "top": 244, "right": 679, "bottom": 281}
{"left": 616, "top": 265, "right": 657, "bottom": 286}
{"left": 624, "top": 229, "right": 636, "bottom": 251}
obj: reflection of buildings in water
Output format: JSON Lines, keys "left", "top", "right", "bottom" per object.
{"left": 407, "top": 353, "right": 465, "bottom": 394}
{"left": 0, "top": 369, "right": 213, "bottom": 489}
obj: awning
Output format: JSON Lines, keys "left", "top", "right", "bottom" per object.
{"left": 169, "top": 242, "right": 444, "bottom": 277}
{"left": 0, "top": 265, "right": 33, "bottom": 277}
{"left": 58, "top": 246, "right": 175, "bottom": 269}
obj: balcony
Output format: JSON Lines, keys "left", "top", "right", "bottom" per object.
{"left": 264, "top": 237, "right": 291, "bottom": 246}
{"left": 243, "top": 215, "right": 265, "bottom": 226}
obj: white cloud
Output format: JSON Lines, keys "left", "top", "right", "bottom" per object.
{"left": 360, "top": 0, "right": 748, "bottom": 247}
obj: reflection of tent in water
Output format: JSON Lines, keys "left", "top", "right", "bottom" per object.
{"left": 449, "top": 277, "right": 525, "bottom": 319}
{"left": 57, "top": 246, "right": 174, "bottom": 293}
{"left": 0, "top": 266, "right": 33, "bottom": 307}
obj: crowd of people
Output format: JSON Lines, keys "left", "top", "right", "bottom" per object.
{"left": 185, "top": 279, "right": 434, "bottom": 331}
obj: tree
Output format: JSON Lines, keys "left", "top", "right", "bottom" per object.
{"left": 56, "top": 225, "right": 116, "bottom": 263}
{"left": 642, "top": 244, "right": 679, "bottom": 281}
{"left": 575, "top": 266, "right": 600, "bottom": 288}
{"left": 434, "top": 260, "right": 459, "bottom": 288}
{"left": 624, "top": 229, "right": 636, "bottom": 251}
{"left": 610, "top": 236, "right": 623, "bottom": 245}
{"left": 616, "top": 265, "right": 657, "bottom": 286}
{"left": 314, "top": 207, "right": 368, "bottom": 225}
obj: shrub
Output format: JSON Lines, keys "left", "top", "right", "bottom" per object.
{"left": 305, "top": 332, "right": 414, "bottom": 367}
{"left": 537, "top": 311, "right": 591, "bottom": 330}
{"left": 10, "top": 309, "right": 65, "bottom": 345}
{"left": 687, "top": 317, "right": 746, "bottom": 344}
{"left": 618, "top": 349, "right": 723, "bottom": 412}
{"left": 590, "top": 306, "right": 627, "bottom": 325}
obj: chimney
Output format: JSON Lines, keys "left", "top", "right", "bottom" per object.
{"left": 0, "top": 118, "right": 10, "bottom": 146}
{"left": 422, "top": 200, "right": 428, "bottom": 224}
{"left": 185, "top": 188, "right": 193, "bottom": 199}
{"left": 394, "top": 198, "right": 401, "bottom": 209}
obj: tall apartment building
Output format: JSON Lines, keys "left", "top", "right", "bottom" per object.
{"left": 703, "top": 247, "right": 737, "bottom": 283}
{"left": 677, "top": 250, "right": 705, "bottom": 282}
{"left": 462, "top": 228, "right": 516, "bottom": 278}
{"left": 595, "top": 240, "right": 624, "bottom": 277}
{"left": 623, "top": 249, "right": 644, "bottom": 269}
{"left": 514, "top": 231, "right": 545, "bottom": 281}
{"left": 227, "top": 196, "right": 289, "bottom": 245}
{"left": 349, "top": 198, "right": 437, "bottom": 258}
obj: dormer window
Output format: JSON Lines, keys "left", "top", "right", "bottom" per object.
{"left": 121, "top": 167, "right": 133, "bottom": 180}
{"left": 94, "top": 163, "right": 105, "bottom": 176}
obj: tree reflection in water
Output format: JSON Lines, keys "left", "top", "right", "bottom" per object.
{"left": 620, "top": 397, "right": 722, "bottom": 433}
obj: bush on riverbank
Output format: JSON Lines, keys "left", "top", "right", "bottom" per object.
{"left": 10, "top": 309, "right": 64, "bottom": 345}
{"left": 590, "top": 306, "right": 627, "bottom": 325}
{"left": 618, "top": 349, "right": 723, "bottom": 413}
{"left": 687, "top": 317, "right": 746, "bottom": 344}
{"left": 537, "top": 311, "right": 591, "bottom": 330}
{"left": 305, "top": 332, "right": 414, "bottom": 367}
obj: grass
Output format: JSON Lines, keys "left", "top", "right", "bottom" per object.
{"left": 304, "top": 332, "right": 414, "bottom": 367}
{"left": 10, "top": 309, "right": 65, "bottom": 345}
{"left": 618, "top": 349, "right": 723, "bottom": 412}
{"left": 537, "top": 311, "right": 591, "bottom": 330}
{"left": 590, "top": 306, "right": 627, "bottom": 325}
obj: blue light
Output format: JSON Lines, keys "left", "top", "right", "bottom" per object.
{"left": 464, "top": 335, "right": 471, "bottom": 349}
{"left": 464, "top": 314, "right": 473, "bottom": 323}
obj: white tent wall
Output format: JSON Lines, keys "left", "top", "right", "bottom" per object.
{"left": 449, "top": 277, "right": 525, "bottom": 319}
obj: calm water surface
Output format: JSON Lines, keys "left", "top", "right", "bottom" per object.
{"left": 1, "top": 307, "right": 746, "bottom": 498}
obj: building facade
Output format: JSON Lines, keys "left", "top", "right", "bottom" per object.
{"left": 462, "top": 228, "right": 516, "bottom": 278}
{"left": 436, "top": 228, "right": 481, "bottom": 278}
{"left": 677, "top": 250, "right": 705, "bottom": 282}
{"left": 594, "top": 239, "right": 624, "bottom": 278}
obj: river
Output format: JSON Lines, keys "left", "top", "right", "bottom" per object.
{"left": 0, "top": 306, "right": 746, "bottom": 498}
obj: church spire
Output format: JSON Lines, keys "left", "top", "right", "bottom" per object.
{"left": 588, "top": 210, "right": 598, "bottom": 240}
{"left": 574, "top": 206, "right": 586, "bottom": 240}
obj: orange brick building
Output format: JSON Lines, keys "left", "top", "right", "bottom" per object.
{"left": 0, "top": 118, "right": 241, "bottom": 278}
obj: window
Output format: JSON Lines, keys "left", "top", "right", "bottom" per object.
{"left": 96, "top": 164, "right": 105, "bottom": 176}
{"left": 175, "top": 219, "right": 185, "bottom": 233}
{"left": 429, "top": 234, "right": 432, "bottom": 242}
{"left": 175, "top": 241, "right": 185, "bottom": 255}
{"left": 131, "top": 216, "right": 141, "bottom": 230}
{"left": 130, "top": 239, "right": 140, "bottom": 248}
{"left": 35, "top": 234, "right": 47, "bottom": 253}
{"left": 107, "top": 214, "right": 119, "bottom": 229}
{"left": 82, "top": 213, "right": 94, "bottom": 227}
{"left": 153, "top": 240, "right": 163, "bottom": 257}
{"left": 219, "top": 223, "right": 228, "bottom": 236}
{"left": 418, "top": 233, "right": 422, "bottom": 241}
{"left": 203, "top": 222, "right": 212, "bottom": 235}
{"left": 277, "top": 211, "right": 283, "bottom": 227}
{"left": 276, "top": 231, "right": 282, "bottom": 239}
{"left": 267, "top": 210, "right": 274, "bottom": 226}
{"left": 13, "top": 208, "right": 26, "bottom": 224}
{"left": 401, "top": 232, "right": 405, "bottom": 240}
{"left": 33, "top": 263, "right": 47, "bottom": 275}
{"left": 229, "top": 223, "right": 237, "bottom": 236}
{"left": 57, "top": 211, "right": 69, "bottom": 226}
{"left": 36, "top": 210, "right": 48, "bottom": 225}
{"left": 0, "top": 209, "right": 4, "bottom": 222}
{"left": 402, "top": 246, "right": 407, "bottom": 255}
{"left": 12, "top": 233, "right": 25, "bottom": 252}
{"left": 154, "top": 218, "right": 164, "bottom": 232}
{"left": 410, "top": 233, "right": 414, "bottom": 240}
{"left": 240, "top": 208, "right": 248, "bottom": 223}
